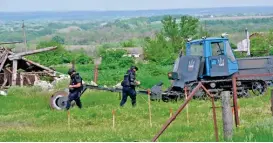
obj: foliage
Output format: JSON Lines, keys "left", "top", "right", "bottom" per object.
{"left": 144, "top": 15, "right": 200, "bottom": 65}
{"left": 73, "top": 49, "right": 93, "bottom": 64}
{"left": 143, "top": 33, "right": 175, "bottom": 65}
{"left": 121, "top": 39, "right": 136, "bottom": 47}
{"left": 242, "top": 30, "right": 273, "bottom": 57}
{"left": 51, "top": 35, "right": 65, "bottom": 44}
{"left": 98, "top": 49, "right": 134, "bottom": 70}
{"left": 202, "top": 18, "right": 273, "bottom": 34}
{"left": 27, "top": 41, "right": 71, "bottom": 66}
{"left": 27, "top": 40, "right": 92, "bottom": 66}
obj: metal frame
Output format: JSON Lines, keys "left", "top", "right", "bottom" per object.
{"left": 152, "top": 72, "right": 273, "bottom": 141}
{"left": 152, "top": 82, "right": 219, "bottom": 142}
{"left": 232, "top": 72, "right": 273, "bottom": 127}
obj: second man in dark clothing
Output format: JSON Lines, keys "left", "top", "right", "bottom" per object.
{"left": 120, "top": 66, "right": 140, "bottom": 107}
{"left": 66, "top": 68, "right": 83, "bottom": 110}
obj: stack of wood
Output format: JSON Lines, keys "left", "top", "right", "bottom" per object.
{"left": 0, "top": 46, "right": 57, "bottom": 89}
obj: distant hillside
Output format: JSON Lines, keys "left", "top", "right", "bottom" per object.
{"left": 1, "top": 6, "right": 273, "bottom": 21}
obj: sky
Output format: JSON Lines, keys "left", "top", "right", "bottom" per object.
{"left": 1, "top": 0, "right": 273, "bottom": 12}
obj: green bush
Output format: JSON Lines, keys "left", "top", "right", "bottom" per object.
{"left": 27, "top": 41, "right": 92, "bottom": 66}
{"left": 121, "top": 39, "right": 136, "bottom": 47}
{"left": 99, "top": 49, "right": 134, "bottom": 70}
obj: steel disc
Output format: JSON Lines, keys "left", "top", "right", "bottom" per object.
{"left": 50, "top": 91, "right": 69, "bottom": 110}
{"left": 56, "top": 96, "right": 68, "bottom": 109}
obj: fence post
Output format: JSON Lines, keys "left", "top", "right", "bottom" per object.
{"left": 67, "top": 110, "right": 71, "bottom": 129}
{"left": 112, "top": 109, "right": 116, "bottom": 129}
{"left": 148, "top": 89, "right": 152, "bottom": 127}
{"left": 221, "top": 91, "right": 233, "bottom": 141}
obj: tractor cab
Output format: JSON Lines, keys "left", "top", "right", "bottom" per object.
{"left": 186, "top": 37, "right": 238, "bottom": 77}
{"left": 169, "top": 36, "right": 239, "bottom": 89}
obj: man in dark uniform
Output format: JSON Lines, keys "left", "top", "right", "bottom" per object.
{"left": 120, "top": 66, "right": 140, "bottom": 107}
{"left": 66, "top": 68, "right": 83, "bottom": 110}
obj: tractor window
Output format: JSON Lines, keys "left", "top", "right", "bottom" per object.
{"left": 225, "top": 41, "right": 236, "bottom": 62}
{"left": 211, "top": 42, "right": 224, "bottom": 56}
{"left": 190, "top": 43, "right": 203, "bottom": 56}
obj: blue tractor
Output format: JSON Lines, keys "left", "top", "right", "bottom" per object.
{"left": 158, "top": 36, "right": 273, "bottom": 102}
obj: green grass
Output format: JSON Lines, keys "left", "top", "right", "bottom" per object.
{"left": 0, "top": 86, "right": 272, "bottom": 141}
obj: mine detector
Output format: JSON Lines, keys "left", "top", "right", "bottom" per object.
{"left": 50, "top": 35, "right": 273, "bottom": 110}
{"left": 50, "top": 82, "right": 164, "bottom": 110}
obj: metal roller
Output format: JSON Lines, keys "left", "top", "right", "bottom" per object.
{"left": 50, "top": 90, "right": 69, "bottom": 110}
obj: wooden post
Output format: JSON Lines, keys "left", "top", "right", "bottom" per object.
{"left": 118, "top": 92, "right": 121, "bottom": 100}
{"left": 34, "top": 74, "right": 38, "bottom": 82}
{"left": 169, "top": 108, "right": 173, "bottom": 118}
{"left": 112, "top": 109, "right": 115, "bottom": 129}
{"left": 221, "top": 91, "right": 233, "bottom": 141}
{"left": 1, "top": 69, "right": 8, "bottom": 88}
{"left": 12, "top": 60, "right": 18, "bottom": 86}
{"left": 71, "top": 60, "right": 75, "bottom": 70}
{"left": 94, "top": 65, "right": 98, "bottom": 83}
{"left": 20, "top": 73, "right": 23, "bottom": 86}
{"left": 67, "top": 110, "right": 71, "bottom": 129}
{"left": 148, "top": 89, "right": 152, "bottom": 127}
{"left": 93, "top": 57, "right": 101, "bottom": 84}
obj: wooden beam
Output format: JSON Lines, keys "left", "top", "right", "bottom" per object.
{"left": 8, "top": 46, "right": 57, "bottom": 60}
{"left": 5, "top": 68, "right": 12, "bottom": 74}
{"left": 25, "top": 76, "right": 31, "bottom": 85}
{"left": 20, "top": 74, "right": 24, "bottom": 86}
{"left": 0, "top": 52, "right": 8, "bottom": 72}
{"left": 22, "top": 57, "right": 55, "bottom": 73}
{"left": 0, "top": 41, "right": 23, "bottom": 45}
{"left": 34, "top": 74, "right": 39, "bottom": 82}
{"left": 3, "top": 68, "right": 12, "bottom": 86}
{"left": 1, "top": 70, "right": 8, "bottom": 88}
{"left": 12, "top": 60, "right": 18, "bottom": 86}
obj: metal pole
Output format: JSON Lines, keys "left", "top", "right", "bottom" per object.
{"left": 151, "top": 82, "right": 202, "bottom": 142}
{"left": 245, "top": 28, "right": 250, "bottom": 56}
{"left": 22, "top": 20, "right": 27, "bottom": 52}
{"left": 201, "top": 84, "right": 219, "bottom": 142}
{"left": 211, "top": 96, "right": 219, "bottom": 142}
{"left": 232, "top": 74, "right": 240, "bottom": 127}
{"left": 184, "top": 87, "right": 189, "bottom": 126}
{"left": 271, "top": 89, "right": 273, "bottom": 116}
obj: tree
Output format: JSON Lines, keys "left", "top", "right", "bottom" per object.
{"left": 144, "top": 15, "right": 202, "bottom": 65}
{"left": 52, "top": 35, "right": 65, "bottom": 44}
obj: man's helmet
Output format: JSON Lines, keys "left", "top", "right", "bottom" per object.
{"left": 131, "top": 66, "right": 138, "bottom": 71}
{"left": 67, "top": 68, "right": 76, "bottom": 75}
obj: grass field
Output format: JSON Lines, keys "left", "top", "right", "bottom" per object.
{"left": 0, "top": 86, "right": 272, "bottom": 142}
